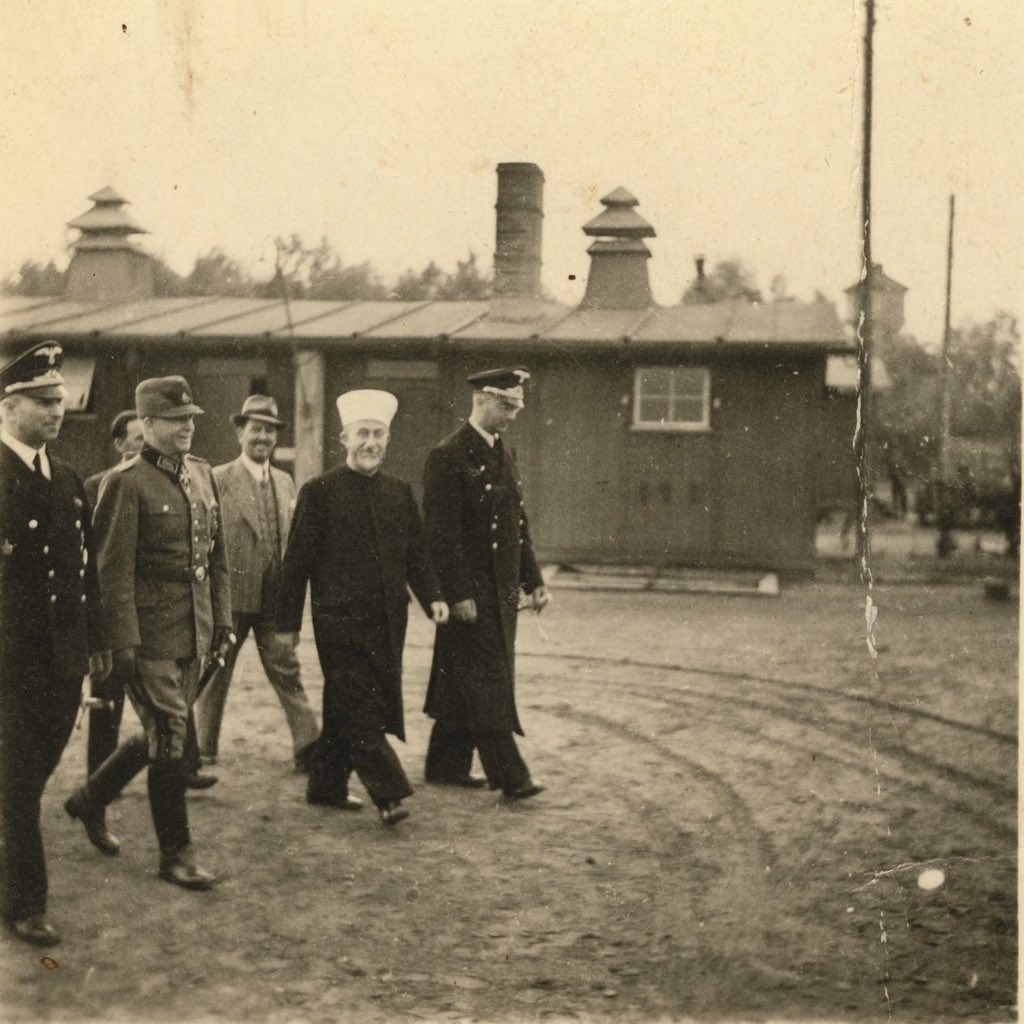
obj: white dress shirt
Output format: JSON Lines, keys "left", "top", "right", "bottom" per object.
{"left": 0, "top": 429, "right": 51, "bottom": 479}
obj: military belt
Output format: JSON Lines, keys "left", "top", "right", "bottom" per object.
{"left": 137, "top": 564, "right": 208, "bottom": 583}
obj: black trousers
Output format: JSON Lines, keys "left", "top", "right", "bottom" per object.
{"left": 425, "top": 720, "right": 529, "bottom": 795}
{"left": 0, "top": 650, "right": 79, "bottom": 922}
{"left": 86, "top": 659, "right": 128, "bottom": 776}
{"left": 309, "top": 644, "right": 412, "bottom": 809}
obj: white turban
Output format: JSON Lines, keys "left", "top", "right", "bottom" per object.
{"left": 336, "top": 389, "right": 398, "bottom": 428}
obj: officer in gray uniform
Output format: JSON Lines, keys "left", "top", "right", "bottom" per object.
{"left": 64, "top": 377, "right": 231, "bottom": 890}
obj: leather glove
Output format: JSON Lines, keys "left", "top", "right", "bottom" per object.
{"left": 210, "top": 626, "right": 236, "bottom": 664}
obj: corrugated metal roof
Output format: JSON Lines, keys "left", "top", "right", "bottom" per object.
{"left": 1, "top": 294, "right": 851, "bottom": 352}
{"left": 363, "top": 301, "right": 489, "bottom": 339}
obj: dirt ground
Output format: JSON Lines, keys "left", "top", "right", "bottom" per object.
{"left": 0, "top": 554, "right": 1017, "bottom": 1023}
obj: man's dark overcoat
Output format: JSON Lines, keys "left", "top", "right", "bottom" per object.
{"left": 422, "top": 423, "right": 543, "bottom": 735}
{"left": 275, "top": 465, "right": 440, "bottom": 742}
{"left": 0, "top": 443, "right": 106, "bottom": 922}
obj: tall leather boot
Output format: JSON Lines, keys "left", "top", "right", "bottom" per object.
{"left": 64, "top": 733, "right": 149, "bottom": 855}
{"left": 148, "top": 761, "right": 216, "bottom": 891}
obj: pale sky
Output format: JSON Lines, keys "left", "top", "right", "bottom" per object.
{"left": 2, "top": 1, "right": 1020, "bottom": 348}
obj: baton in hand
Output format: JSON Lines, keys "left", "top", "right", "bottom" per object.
{"left": 196, "top": 631, "right": 237, "bottom": 698}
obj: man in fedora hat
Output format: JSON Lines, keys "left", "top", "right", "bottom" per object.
{"left": 64, "top": 376, "right": 230, "bottom": 891}
{"left": 194, "top": 395, "right": 319, "bottom": 772}
{"left": 276, "top": 389, "right": 447, "bottom": 826}
{"left": 0, "top": 341, "right": 110, "bottom": 945}
{"left": 422, "top": 367, "right": 550, "bottom": 799}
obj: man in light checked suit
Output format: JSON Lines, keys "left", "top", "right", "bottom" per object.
{"left": 194, "top": 395, "right": 319, "bottom": 771}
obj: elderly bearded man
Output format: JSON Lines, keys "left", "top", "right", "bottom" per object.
{"left": 276, "top": 390, "right": 447, "bottom": 827}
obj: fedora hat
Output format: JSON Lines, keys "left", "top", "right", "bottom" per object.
{"left": 230, "top": 394, "right": 287, "bottom": 429}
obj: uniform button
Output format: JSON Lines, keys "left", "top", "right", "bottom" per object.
{"left": 79, "top": 569, "right": 85, "bottom": 578}
{"left": 162, "top": 504, "right": 170, "bottom": 512}
{"left": 194, "top": 535, "right": 200, "bottom": 542}
{"left": 519, "top": 519, "right": 524, "bottom": 526}
{"left": 80, "top": 594, "right": 86, "bottom": 603}
{"left": 42, "top": 545, "right": 49, "bottom": 554}
{"left": 491, "top": 523, "right": 497, "bottom": 530}
{"left": 49, "top": 594, "right": 57, "bottom": 603}
{"left": 484, "top": 484, "right": 492, "bottom": 491}
{"left": 47, "top": 569, "right": 55, "bottom": 579}
{"left": 479, "top": 465, "right": 486, "bottom": 472}
{"left": 491, "top": 542, "right": 498, "bottom": 550}
{"left": 28, "top": 520, "right": 38, "bottom": 529}
{"left": 75, "top": 519, "right": 81, "bottom": 528}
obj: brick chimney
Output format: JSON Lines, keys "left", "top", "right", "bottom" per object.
{"left": 65, "top": 186, "right": 154, "bottom": 302}
{"left": 493, "top": 163, "right": 544, "bottom": 298}
{"left": 581, "top": 187, "right": 655, "bottom": 309}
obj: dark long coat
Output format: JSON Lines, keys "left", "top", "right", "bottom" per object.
{"left": 92, "top": 448, "right": 231, "bottom": 660}
{"left": 275, "top": 465, "right": 440, "bottom": 742}
{"left": 0, "top": 443, "right": 106, "bottom": 921}
{"left": 422, "top": 423, "right": 543, "bottom": 735}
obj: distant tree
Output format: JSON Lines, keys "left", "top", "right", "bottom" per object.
{"left": 256, "top": 235, "right": 387, "bottom": 301}
{"left": 2, "top": 259, "right": 65, "bottom": 296}
{"left": 151, "top": 253, "right": 188, "bottom": 297}
{"left": 681, "top": 258, "right": 762, "bottom": 305}
{"left": 393, "top": 252, "right": 491, "bottom": 302}
{"left": 436, "top": 252, "right": 491, "bottom": 300}
{"left": 393, "top": 261, "right": 446, "bottom": 301}
{"left": 948, "top": 312, "right": 1021, "bottom": 440}
{"left": 184, "top": 247, "right": 256, "bottom": 297}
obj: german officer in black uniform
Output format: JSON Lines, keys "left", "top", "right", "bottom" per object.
{"left": 422, "top": 367, "right": 550, "bottom": 798}
{"left": 64, "top": 377, "right": 231, "bottom": 890}
{"left": 0, "top": 341, "right": 110, "bottom": 946}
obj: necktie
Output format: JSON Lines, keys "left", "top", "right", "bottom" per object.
{"left": 32, "top": 452, "right": 42, "bottom": 474}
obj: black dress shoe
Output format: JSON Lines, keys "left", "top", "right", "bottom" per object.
{"left": 8, "top": 914, "right": 61, "bottom": 947}
{"left": 158, "top": 846, "right": 217, "bottom": 891}
{"left": 64, "top": 791, "right": 121, "bottom": 856}
{"left": 378, "top": 801, "right": 410, "bottom": 827}
{"left": 504, "top": 780, "right": 545, "bottom": 800}
{"left": 293, "top": 742, "right": 317, "bottom": 774}
{"left": 184, "top": 771, "right": 218, "bottom": 790}
{"left": 426, "top": 774, "right": 488, "bottom": 789}
{"left": 307, "top": 794, "right": 363, "bottom": 811}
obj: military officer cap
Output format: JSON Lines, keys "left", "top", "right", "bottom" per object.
{"left": 135, "top": 376, "right": 205, "bottom": 419}
{"left": 231, "top": 394, "right": 287, "bottom": 429}
{"left": 0, "top": 341, "right": 67, "bottom": 399}
{"left": 336, "top": 389, "right": 398, "bottom": 428}
{"left": 467, "top": 366, "right": 530, "bottom": 408}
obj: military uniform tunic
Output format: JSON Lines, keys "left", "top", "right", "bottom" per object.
{"left": 0, "top": 442, "right": 105, "bottom": 922}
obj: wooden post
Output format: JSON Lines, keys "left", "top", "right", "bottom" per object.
{"left": 936, "top": 194, "right": 956, "bottom": 557}
{"left": 854, "top": 0, "right": 875, "bottom": 589}
{"left": 292, "top": 349, "right": 324, "bottom": 486}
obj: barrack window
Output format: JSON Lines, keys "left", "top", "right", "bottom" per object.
{"left": 633, "top": 366, "right": 710, "bottom": 431}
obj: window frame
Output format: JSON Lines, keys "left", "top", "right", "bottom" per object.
{"left": 59, "top": 355, "right": 97, "bottom": 414}
{"left": 631, "top": 365, "right": 712, "bottom": 433}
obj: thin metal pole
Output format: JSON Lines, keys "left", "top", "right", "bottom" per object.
{"left": 936, "top": 194, "right": 956, "bottom": 556}
{"left": 855, "top": 0, "right": 875, "bottom": 603}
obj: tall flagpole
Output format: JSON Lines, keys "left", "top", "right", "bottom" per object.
{"left": 856, "top": 0, "right": 876, "bottom": 645}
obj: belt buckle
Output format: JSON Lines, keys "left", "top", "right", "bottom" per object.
{"left": 194, "top": 566, "right": 207, "bottom": 582}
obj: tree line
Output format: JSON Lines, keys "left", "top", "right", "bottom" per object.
{"left": 1, "top": 235, "right": 492, "bottom": 303}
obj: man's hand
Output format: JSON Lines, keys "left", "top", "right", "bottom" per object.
{"left": 451, "top": 599, "right": 477, "bottom": 624}
{"left": 529, "top": 586, "right": 552, "bottom": 613}
{"left": 275, "top": 631, "right": 301, "bottom": 649}
{"left": 88, "top": 650, "right": 112, "bottom": 683}
{"left": 210, "top": 626, "right": 236, "bottom": 663}
{"left": 112, "top": 647, "right": 136, "bottom": 674}
{"left": 430, "top": 601, "right": 450, "bottom": 625}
